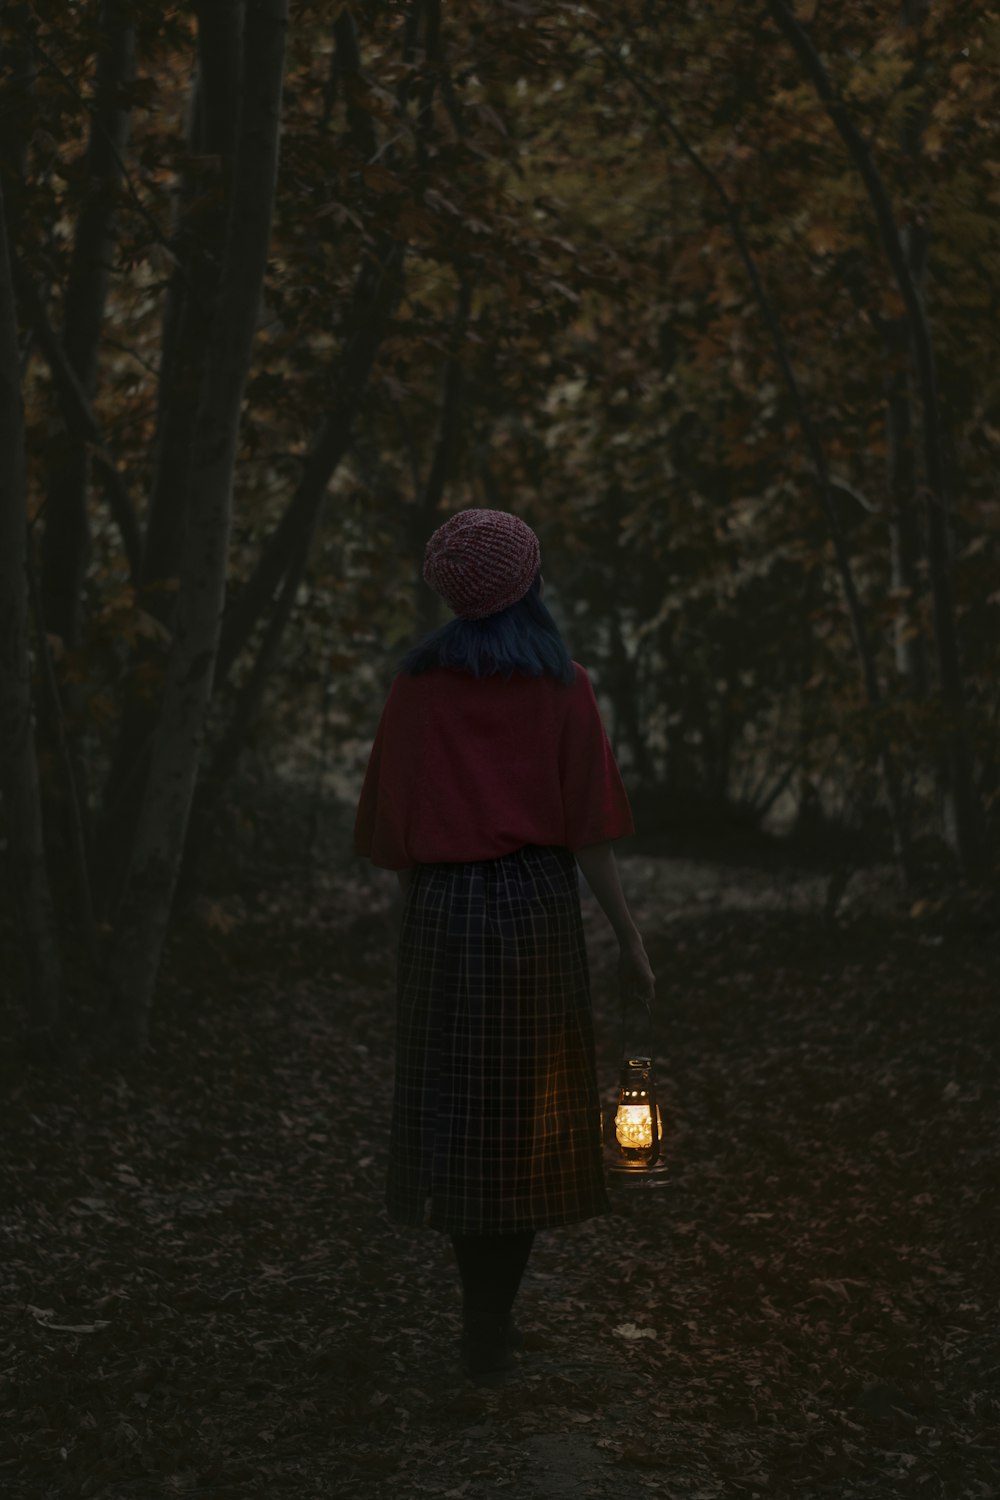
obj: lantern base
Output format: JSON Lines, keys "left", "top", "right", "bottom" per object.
{"left": 606, "top": 1158, "right": 670, "bottom": 1188}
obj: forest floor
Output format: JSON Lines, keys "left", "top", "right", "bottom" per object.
{"left": 1, "top": 831, "right": 998, "bottom": 1500}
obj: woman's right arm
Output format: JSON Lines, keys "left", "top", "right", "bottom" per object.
{"left": 573, "top": 840, "right": 656, "bottom": 1005}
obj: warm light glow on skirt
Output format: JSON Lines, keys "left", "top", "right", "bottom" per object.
{"left": 387, "top": 843, "right": 612, "bottom": 1235}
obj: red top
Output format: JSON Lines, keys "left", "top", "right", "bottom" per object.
{"left": 352, "top": 661, "right": 635, "bottom": 870}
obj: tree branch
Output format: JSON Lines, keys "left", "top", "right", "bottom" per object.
{"left": 29, "top": 31, "right": 176, "bottom": 259}
{"left": 23, "top": 524, "right": 101, "bottom": 970}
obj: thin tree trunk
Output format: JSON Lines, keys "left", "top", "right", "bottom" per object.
{"left": 408, "top": 273, "right": 473, "bottom": 639}
{"left": 659, "top": 626, "right": 693, "bottom": 805}
{"left": 92, "top": 0, "right": 243, "bottom": 920}
{"left": 142, "top": 0, "right": 242, "bottom": 600}
{"left": 177, "top": 522, "right": 309, "bottom": 904}
{"left": 214, "top": 234, "right": 408, "bottom": 686}
{"left": 0, "top": 175, "right": 66, "bottom": 1058}
{"left": 31, "top": 0, "right": 135, "bottom": 929}
{"left": 873, "top": 2, "right": 931, "bottom": 692}
{"left": 882, "top": 268, "right": 929, "bottom": 691}
{"left": 0, "top": 4, "right": 34, "bottom": 239}
{"left": 608, "top": 610, "right": 653, "bottom": 784}
{"left": 4, "top": 4, "right": 135, "bottom": 563}
{"left": 39, "top": 0, "right": 135, "bottom": 650}
{"left": 794, "top": 564, "right": 824, "bottom": 836}
{"left": 11, "top": 266, "right": 142, "bottom": 575}
{"left": 24, "top": 524, "right": 100, "bottom": 968}
{"left": 104, "top": 0, "right": 288, "bottom": 1054}
{"left": 767, "top": 0, "right": 981, "bottom": 876}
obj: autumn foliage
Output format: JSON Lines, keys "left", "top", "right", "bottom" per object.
{"left": 0, "top": 2, "right": 997, "bottom": 1044}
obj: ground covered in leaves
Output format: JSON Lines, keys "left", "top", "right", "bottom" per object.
{"left": 1, "top": 835, "right": 998, "bottom": 1498}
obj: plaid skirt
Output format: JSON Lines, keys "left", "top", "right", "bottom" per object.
{"left": 386, "top": 843, "right": 612, "bottom": 1234}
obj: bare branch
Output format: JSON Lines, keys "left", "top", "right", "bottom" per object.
{"left": 578, "top": 16, "right": 913, "bottom": 885}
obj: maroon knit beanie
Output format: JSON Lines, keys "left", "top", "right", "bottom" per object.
{"left": 423, "top": 507, "right": 541, "bottom": 621}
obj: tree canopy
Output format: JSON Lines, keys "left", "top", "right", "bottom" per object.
{"left": 1, "top": 0, "right": 997, "bottom": 1053}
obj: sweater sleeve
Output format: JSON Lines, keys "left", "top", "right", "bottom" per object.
{"left": 352, "top": 676, "right": 418, "bottom": 869}
{"left": 558, "top": 664, "right": 636, "bottom": 850}
{"left": 352, "top": 703, "right": 385, "bottom": 860}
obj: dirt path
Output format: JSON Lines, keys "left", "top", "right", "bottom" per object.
{"left": 1, "top": 847, "right": 997, "bottom": 1498}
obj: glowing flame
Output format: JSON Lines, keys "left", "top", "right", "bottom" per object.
{"left": 614, "top": 1101, "right": 664, "bottom": 1150}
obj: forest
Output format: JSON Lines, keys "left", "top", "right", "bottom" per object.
{"left": 1, "top": 1, "right": 997, "bottom": 1496}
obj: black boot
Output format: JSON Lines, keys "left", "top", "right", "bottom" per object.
{"left": 460, "top": 1310, "right": 515, "bottom": 1380}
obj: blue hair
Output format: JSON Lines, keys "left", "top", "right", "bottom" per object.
{"left": 396, "top": 572, "right": 577, "bottom": 685}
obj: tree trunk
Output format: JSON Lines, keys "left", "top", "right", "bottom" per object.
{"left": 177, "top": 521, "right": 309, "bottom": 904}
{"left": 11, "top": 266, "right": 142, "bottom": 575}
{"left": 0, "top": 175, "right": 66, "bottom": 1058}
{"left": 882, "top": 266, "right": 929, "bottom": 692}
{"left": 24, "top": 522, "right": 100, "bottom": 969}
{"left": 608, "top": 609, "right": 653, "bottom": 785}
{"left": 93, "top": 0, "right": 243, "bottom": 921}
{"left": 104, "top": 0, "right": 288, "bottom": 1054}
{"left": 0, "top": 4, "right": 34, "bottom": 241}
{"left": 408, "top": 274, "right": 472, "bottom": 640}
{"left": 22, "top": 1, "right": 136, "bottom": 934}
{"left": 767, "top": 0, "right": 982, "bottom": 877}
{"left": 39, "top": 0, "right": 135, "bottom": 651}
{"left": 880, "top": 0, "right": 931, "bottom": 692}
{"left": 214, "top": 233, "right": 408, "bottom": 686}
{"left": 142, "top": 0, "right": 242, "bottom": 600}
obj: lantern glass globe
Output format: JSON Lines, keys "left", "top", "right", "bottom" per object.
{"left": 614, "top": 1100, "right": 664, "bottom": 1150}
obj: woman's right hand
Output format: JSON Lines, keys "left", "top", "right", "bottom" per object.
{"left": 618, "top": 935, "right": 656, "bottom": 1007}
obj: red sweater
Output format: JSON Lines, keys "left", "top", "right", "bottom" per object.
{"left": 352, "top": 661, "right": 635, "bottom": 870}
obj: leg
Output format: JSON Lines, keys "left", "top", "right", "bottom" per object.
{"left": 450, "top": 1230, "right": 535, "bottom": 1320}
{"left": 449, "top": 1230, "right": 535, "bottom": 1378}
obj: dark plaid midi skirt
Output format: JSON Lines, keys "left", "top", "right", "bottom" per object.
{"left": 386, "top": 842, "right": 612, "bottom": 1234}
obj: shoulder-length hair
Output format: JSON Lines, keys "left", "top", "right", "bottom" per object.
{"left": 396, "top": 571, "right": 576, "bottom": 685}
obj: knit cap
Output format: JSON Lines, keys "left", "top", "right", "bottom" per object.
{"left": 422, "top": 507, "right": 541, "bottom": 620}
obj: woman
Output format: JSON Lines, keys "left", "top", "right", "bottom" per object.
{"left": 353, "top": 507, "right": 655, "bottom": 1381}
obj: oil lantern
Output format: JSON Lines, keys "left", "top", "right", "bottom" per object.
{"left": 604, "top": 1055, "right": 669, "bottom": 1186}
